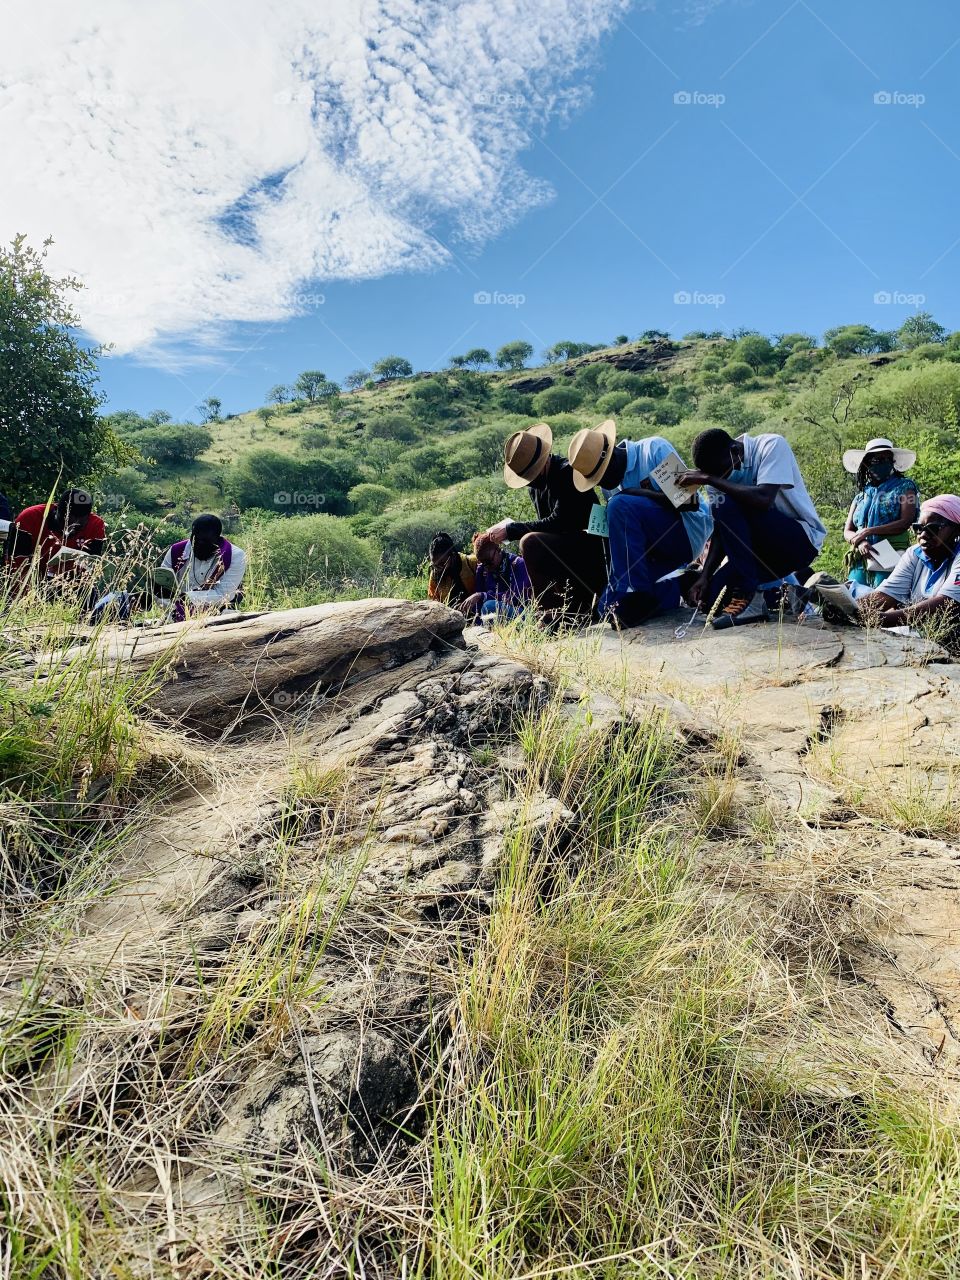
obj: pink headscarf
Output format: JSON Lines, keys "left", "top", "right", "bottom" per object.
{"left": 920, "top": 495, "right": 960, "bottom": 526}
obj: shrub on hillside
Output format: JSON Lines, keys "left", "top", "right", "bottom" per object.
{"left": 365, "top": 414, "right": 418, "bottom": 442}
{"left": 409, "top": 377, "right": 452, "bottom": 420}
{"left": 348, "top": 482, "right": 394, "bottom": 514}
{"left": 596, "top": 369, "right": 666, "bottom": 397}
{"left": 494, "top": 386, "right": 534, "bottom": 415}
{"left": 722, "top": 362, "right": 755, "bottom": 386}
{"left": 622, "top": 397, "right": 660, "bottom": 418}
{"left": 574, "top": 363, "right": 605, "bottom": 391}
{"left": 255, "top": 513, "right": 378, "bottom": 589}
{"left": 595, "top": 391, "right": 632, "bottom": 415}
{"left": 532, "top": 384, "right": 583, "bottom": 416}
{"left": 226, "top": 448, "right": 361, "bottom": 515}
{"left": 133, "top": 423, "right": 213, "bottom": 463}
{"left": 95, "top": 465, "right": 154, "bottom": 511}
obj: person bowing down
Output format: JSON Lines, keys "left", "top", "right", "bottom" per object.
{"left": 567, "top": 422, "right": 712, "bottom": 628}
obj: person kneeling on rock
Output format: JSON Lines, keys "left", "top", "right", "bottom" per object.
{"left": 427, "top": 532, "right": 478, "bottom": 610}
{"left": 481, "top": 423, "right": 608, "bottom": 623}
{"left": 678, "top": 428, "right": 827, "bottom": 630}
{"left": 458, "top": 532, "right": 532, "bottom": 622}
{"left": 807, "top": 495, "right": 960, "bottom": 644}
{"left": 567, "top": 422, "right": 712, "bottom": 628}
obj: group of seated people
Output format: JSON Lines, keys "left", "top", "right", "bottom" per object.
{"left": 0, "top": 488, "right": 248, "bottom": 623}
{"left": 427, "top": 423, "right": 960, "bottom": 643}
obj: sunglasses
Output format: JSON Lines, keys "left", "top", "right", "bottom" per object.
{"left": 912, "top": 520, "right": 953, "bottom": 534}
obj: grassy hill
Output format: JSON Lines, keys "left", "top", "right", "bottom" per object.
{"left": 98, "top": 329, "right": 960, "bottom": 600}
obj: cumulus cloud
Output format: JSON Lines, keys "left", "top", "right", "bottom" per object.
{"left": 0, "top": 0, "right": 629, "bottom": 356}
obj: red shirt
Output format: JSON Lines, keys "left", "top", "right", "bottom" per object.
{"left": 12, "top": 504, "right": 106, "bottom": 576}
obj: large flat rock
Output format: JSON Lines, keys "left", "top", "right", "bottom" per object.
{"left": 64, "top": 598, "right": 466, "bottom": 732}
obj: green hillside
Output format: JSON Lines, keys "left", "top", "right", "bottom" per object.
{"left": 93, "top": 319, "right": 960, "bottom": 598}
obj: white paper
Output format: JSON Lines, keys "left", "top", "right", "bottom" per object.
{"left": 648, "top": 452, "right": 692, "bottom": 509}
{"left": 866, "top": 539, "right": 900, "bottom": 572}
{"left": 0, "top": 520, "right": 10, "bottom": 534}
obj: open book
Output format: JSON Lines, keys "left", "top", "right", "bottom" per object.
{"left": 47, "top": 546, "right": 94, "bottom": 567}
{"left": 865, "top": 539, "right": 901, "bottom": 573}
{"left": 648, "top": 451, "right": 694, "bottom": 509}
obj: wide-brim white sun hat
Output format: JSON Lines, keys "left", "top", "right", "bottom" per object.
{"left": 842, "top": 437, "right": 916, "bottom": 475}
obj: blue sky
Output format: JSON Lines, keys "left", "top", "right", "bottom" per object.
{"left": 21, "top": 0, "right": 959, "bottom": 418}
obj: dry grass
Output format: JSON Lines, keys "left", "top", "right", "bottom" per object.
{"left": 3, "top": 588, "right": 960, "bottom": 1278}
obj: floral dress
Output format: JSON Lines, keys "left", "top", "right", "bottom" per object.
{"left": 847, "top": 475, "right": 919, "bottom": 587}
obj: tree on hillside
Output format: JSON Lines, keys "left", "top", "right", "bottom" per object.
{"left": 545, "top": 340, "right": 586, "bottom": 362}
{"left": 344, "top": 369, "right": 370, "bottom": 390}
{"left": 268, "top": 383, "right": 290, "bottom": 405}
{"left": 148, "top": 409, "right": 172, "bottom": 425}
{"left": 824, "top": 325, "right": 896, "bottom": 358}
{"left": 294, "top": 370, "right": 330, "bottom": 402}
{"left": 448, "top": 354, "right": 469, "bottom": 369}
{"left": 772, "top": 333, "right": 817, "bottom": 368}
{"left": 0, "top": 234, "right": 111, "bottom": 497}
{"left": 639, "top": 329, "right": 670, "bottom": 341}
{"left": 614, "top": 334, "right": 629, "bottom": 345}
{"left": 372, "top": 355, "right": 414, "bottom": 380}
{"left": 198, "top": 396, "right": 222, "bottom": 423}
{"left": 409, "top": 377, "right": 452, "bottom": 420}
{"left": 733, "top": 334, "right": 776, "bottom": 372}
{"left": 495, "top": 340, "right": 533, "bottom": 371}
{"left": 256, "top": 406, "right": 274, "bottom": 427}
{"left": 898, "top": 312, "right": 946, "bottom": 350}
{"left": 465, "top": 347, "right": 492, "bottom": 371}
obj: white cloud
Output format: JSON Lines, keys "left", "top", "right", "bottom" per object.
{"left": 0, "top": 0, "right": 629, "bottom": 356}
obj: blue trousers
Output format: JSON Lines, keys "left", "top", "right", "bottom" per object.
{"left": 708, "top": 497, "right": 817, "bottom": 602}
{"left": 601, "top": 493, "right": 692, "bottom": 614}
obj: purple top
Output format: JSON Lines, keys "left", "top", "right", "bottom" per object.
{"left": 474, "top": 550, "right": 532, "bottom": 605}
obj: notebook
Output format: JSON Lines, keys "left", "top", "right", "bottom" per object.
{"left": 648, "top": 451, "right": 693, "bottom": 509}
{"left": 865, "top": 539, "right": 900, "bottom": 572}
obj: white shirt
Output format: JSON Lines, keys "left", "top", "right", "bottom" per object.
{"left": 879, "top": 544, "right": 960, "bottom": 605}
{"left": 161, "top": 542, "right": 248, "bottom": 609}
{"left": 712, "top": 433, "right": 827, "bottom": 551}
{"left": 603, "top": 436, "right": 713, "bottom": 559}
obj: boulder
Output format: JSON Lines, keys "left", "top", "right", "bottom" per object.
{"left": 65, "top": 598, "right": 466, "bottom": 733}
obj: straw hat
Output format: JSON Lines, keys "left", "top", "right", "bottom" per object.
{"left": 842, "top": 437, "right": 916, "bottom": 475}
{"left": 567, "top": 419, "right": 617, "bottom": 492}
{"left": 503, "top": 423, "right": 553, "bottom": 488}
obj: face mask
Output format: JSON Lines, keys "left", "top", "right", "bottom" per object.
{"left": 726, "top": 467, "right": 752, "bottom": 486}
{"left": 867, "top": 460, "right": 895, "bottom": 483}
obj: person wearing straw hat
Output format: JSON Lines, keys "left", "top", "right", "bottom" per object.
{"left": 483, "top": 423, "right": 607, "bottom": 621}
{"left": 567, "top": 422, "right": 712, "bottom": 627}
{"left": 840, "top": 437, "right": 919, "bottom": 591}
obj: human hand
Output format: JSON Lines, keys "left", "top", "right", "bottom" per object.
{"left": 485, "top": 520, "right": 511, "bottom": 545}
{"left": 678, "top": 469, "right": 710, "bottom": 489}
{"left": 685, "top": 571, "right": 708, "bottom": 607}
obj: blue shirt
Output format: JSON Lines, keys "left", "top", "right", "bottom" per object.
{"left": 881, "top": 543, "right": 960, "bottom": 605}
{"left": 603, "top": 436, "right": 713, "bottom": 559}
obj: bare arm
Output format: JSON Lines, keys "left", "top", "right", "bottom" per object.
{"left": 678, "top": 470, "right": 780, "bottom": 512}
